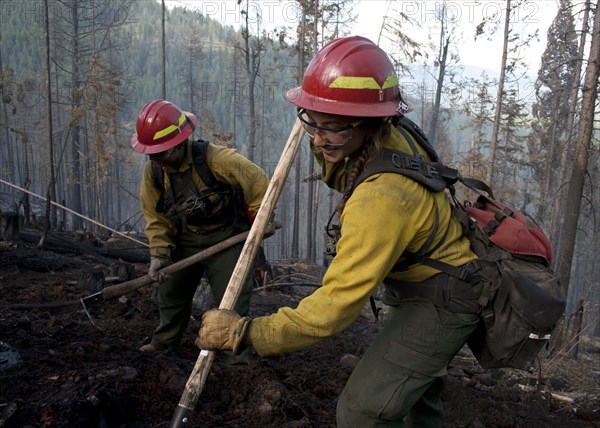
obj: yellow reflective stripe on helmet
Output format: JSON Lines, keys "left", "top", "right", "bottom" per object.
{"left": 153, "top": 112, "right": 186, "bottom": 140}
{"left": 382, "top": 74, "right": 399, "bottom": 89}
{"left": 328, "top": 74, "right": 398, "bottom": 90}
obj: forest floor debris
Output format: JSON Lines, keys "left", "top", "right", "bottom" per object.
{"left": 0, "top": 230, "right": 599, "bottom": 427}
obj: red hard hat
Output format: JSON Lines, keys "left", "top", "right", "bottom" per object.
{"left": 131, "top": 99, "right": 197, "bottom": 154}
{"left": 286, "top": 36, "right": 404, "bottom": 117}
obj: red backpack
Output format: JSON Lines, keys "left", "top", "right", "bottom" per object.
{"left": 350, "top": 117, "right": 566, "bottom": 370}
{"left": 458, "top": 194, "right": 564, "bottom": 369}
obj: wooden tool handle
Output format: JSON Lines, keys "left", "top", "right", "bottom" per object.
{"left": 81, "top": 222, "right": 281, "bottom": 306}
{"left": 170, "top": 119, "right": 305, "bottom": 428}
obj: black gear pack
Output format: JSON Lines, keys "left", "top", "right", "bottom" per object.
{"left": 151, "top": 140, "right": 244, "bottom": 229}
{"left": 349, "top": 116, "right": 566, "bottom": 371}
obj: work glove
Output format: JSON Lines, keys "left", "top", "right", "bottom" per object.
{"left": 148, "top": 256, "right": 171, "bottom": 283}
{"left": 264, "top": 219, "right": 277, "bottom": 238}
{"left": 196, "top": 309, "right": 251, "bottom": 355}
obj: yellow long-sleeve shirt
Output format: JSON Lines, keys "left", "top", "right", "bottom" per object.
{"left": 140, "top": 141, "right": 269, "bottom": 258}
{"left": 249, "top": 126, "right": 475, "bottom": 356}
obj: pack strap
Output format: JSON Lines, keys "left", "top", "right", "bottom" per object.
{"left": 150, "top": 140, "right": 218, "bottom": 191}
{"left": 151, "top": 160, "right": 164, "bottom": 190}
{"left": 396, "top": 124, "right": 422, "bottom": 157}
{"left": 384, "top": 272, "right": 481, "bottom": 314}
{"left": 457, "top": 175, "right": 495, "bottom": 199}
{"left": 191, "top": 140, "right": 220, "bottom": 189}
{"left": 150, "top": 140, "right": 246, "bottom": 228}
{"left": 390, "top": 195, "right": 452, "bottom": 273}
{"left": 369, "top": 296, "right": 382, "bottom": 320}
{"left": 400, "top": 253, "right": 467, "bottom": 280}
{"left": 417, "top": 210, "right": 440, "bottom": 257}
{"left": 396, "top": 116, "right": 439, "bottom": 162}
{"left": 480, "top": 206, "right": 514, "bottom": 235}
{"left": 353, "top": 149, "right": 456, "bottom": 194}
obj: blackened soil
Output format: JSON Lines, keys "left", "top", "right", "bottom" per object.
{"left": 1, "top": 239, "right": 599, "bottom": 428}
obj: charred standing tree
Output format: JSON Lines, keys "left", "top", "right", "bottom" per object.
{"left": 426, "top": 1, "right": 460, "bottom": 147}
{"left": 69, "top": 0, "right": 83, "bottom": 230}
{"left": 535, "top": 0, "right": 579, "bottom": 226}
{"left": 40, "top": 0, "right": 58, "bottom": 247}
{"left": 549, "top": 0, "right": 591, "bottom": 253}
{"left": 556, "top": 2, "right": 600, "bottom": 298}
{"left": 487, "top": 0, "right": 511, "bottom": 183}
{"left": 237, "top": 0, "right": 266, "bottom": 163}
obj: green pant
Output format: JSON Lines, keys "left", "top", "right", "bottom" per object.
{"left": 150, "top": 225, "right": 254, "bottom": 350}
{"left": 337, "top": 299, "right": 479, "bottom": 427}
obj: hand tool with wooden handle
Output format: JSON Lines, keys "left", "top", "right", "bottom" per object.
{"left": 169, "top": 119, "right": 305, "bottom": 428}
{"left": 80, "top": 222, "right": 281, "bottom": 309}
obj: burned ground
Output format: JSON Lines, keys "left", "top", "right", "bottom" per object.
{"left": 0, "top": 231, "right": 599, "bottom": 428}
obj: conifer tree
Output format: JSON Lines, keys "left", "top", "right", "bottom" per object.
{"left": 557, "top": 0, "right": 599, "bottom": 298}
{"left": 550, "top": 0, "right": 591, "bottom": 250}
{"left": 476, "top": 0, "right": 538, "bottom": 183}
{"left": 532, "top": 0, "right": 579, "bottom": 223}
{"left": 460, "top": 72, "right": 496, "bottom": 194}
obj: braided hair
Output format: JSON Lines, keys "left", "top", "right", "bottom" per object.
{"left": 335, "top": 118, "right": 393, "bottom": 216}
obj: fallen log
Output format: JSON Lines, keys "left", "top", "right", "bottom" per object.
{"left": 17, "top": 229, "right": 149, "bottom": 264}
{"left": 0, "top": 247, "right": 91, "bottom": 271}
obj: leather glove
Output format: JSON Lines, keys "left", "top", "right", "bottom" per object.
{"left": 264, "top": 220, "right": 277, "bottom": 238}
{"left": 148, "top": 256, "right": 171, "bottom": 283}
{"left": 196, "top": 309, "right": 251, "bottom": 355}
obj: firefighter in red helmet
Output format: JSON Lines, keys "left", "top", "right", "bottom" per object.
{"left": 131, "top": 100, "right": 269, "bottom": 362}
{"left": 197, "top": 36, "right": 480, "bottom": 426}
{"left": 131, "top": 99, "right": 198, "bottom": 155}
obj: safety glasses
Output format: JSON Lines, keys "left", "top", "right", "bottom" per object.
{"left": 297, "top": 109, "right": 363, "bottom": 137}
{"left": 149, "top": 146, "right": 177, "bottom": 160}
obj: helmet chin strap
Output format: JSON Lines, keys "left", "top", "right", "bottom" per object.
{"left": 185, "top": 115, "right": 196, "bottom": 132}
